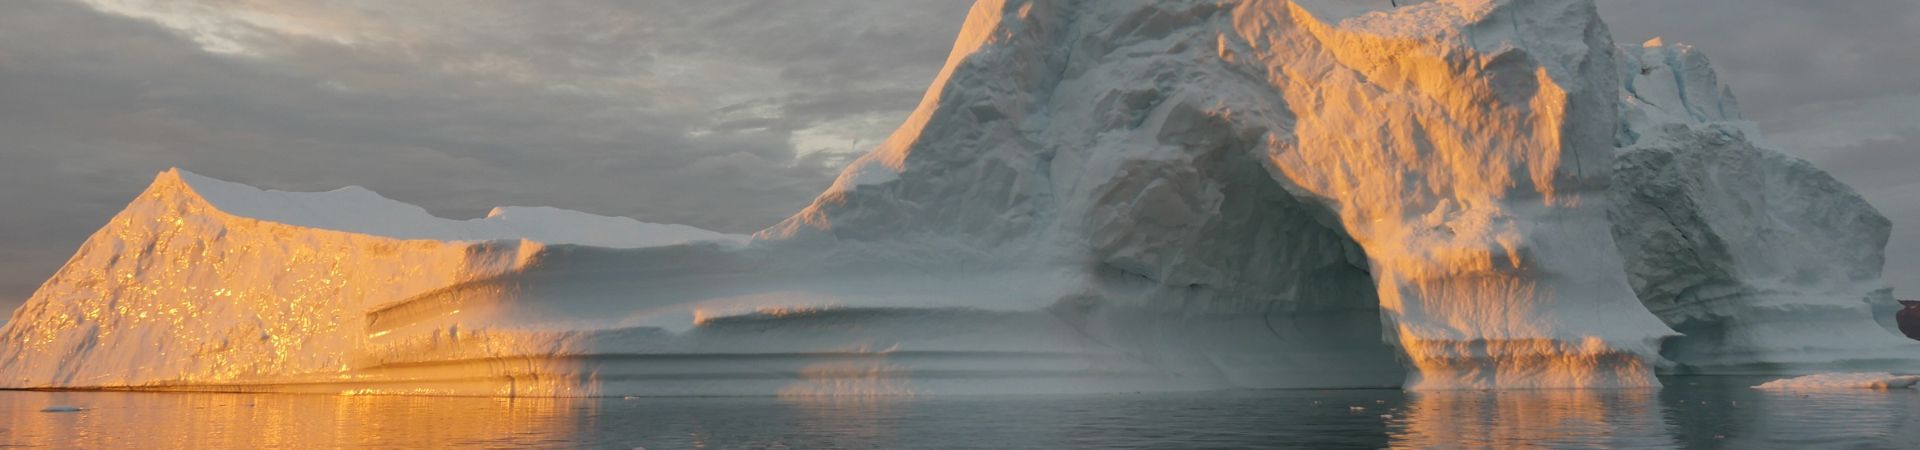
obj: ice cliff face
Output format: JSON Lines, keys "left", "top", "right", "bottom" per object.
{"left": 1609, "top": 40, "right": 1915, "bottom": 371}
{"left": 0, "top": 169, "right": 1163, "bottom": 396}
{"left": 770, "top": 0, "right": 1676, "bottom": 389}
{"left": 0, "top": 169, "right": 745, "bottom": 390}
{"left": 1, "top": 0, "right": 1910, "bottom": 395}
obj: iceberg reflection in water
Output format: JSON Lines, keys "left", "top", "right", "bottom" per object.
{"left": 3, "top": 377, "right": 1916, "bottom": 448}
{"left": 1393, "top": 389, "right": 1673, "bottom": 448}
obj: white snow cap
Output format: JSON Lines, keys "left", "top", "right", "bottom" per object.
{"left": 170, "top": 168, "right": 746, "bottom": 248}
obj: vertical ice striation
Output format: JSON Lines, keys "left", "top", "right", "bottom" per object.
{"left": 771, "top": 0, "right": 1678, "bottom": 389}
{"left": 1251, "top": 0, "right": 1674, "bottom": 389}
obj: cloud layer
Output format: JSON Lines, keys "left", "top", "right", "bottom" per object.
{"left": 0, "top": 0, "right": 969, "bottom": 310}
{"left": 1, "top": 0, "right": 1914, "bottom": 312}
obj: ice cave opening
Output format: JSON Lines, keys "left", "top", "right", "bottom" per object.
{"left": 1058, "top": 106, "right": 1407, "bottom": 389}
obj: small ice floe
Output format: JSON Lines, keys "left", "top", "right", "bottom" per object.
{"left": 1752, "top": 372, "right": 1920, "bottom": 390}
{"left": 40, "top": 405, "right": 83, "bottom": 413}
{"left": 1348, "top": 406, "right": 1366, "bottom": 412}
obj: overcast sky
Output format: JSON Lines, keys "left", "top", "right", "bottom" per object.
{"left": 1, "top": 0, "right": 1915, "bottom": 313}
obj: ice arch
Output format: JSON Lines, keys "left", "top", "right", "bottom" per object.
{"left": 769, "top": 0, "right": 1677, "bottom": 389}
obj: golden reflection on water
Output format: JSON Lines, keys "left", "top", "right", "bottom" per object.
{"left": 8, "top": 381, "right": 1918, "bottom": 448}
{"left": 1392, "top": 388, "right": 1675, "bottom": 449}
{"left": 0, "top": 391, "right": 583, "bottom": 449}
{"left": 777, "top": 358, "right": 915, "bottom": 400}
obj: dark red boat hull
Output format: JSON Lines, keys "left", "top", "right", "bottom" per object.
{"left": 1899, "top": 301, "right": 1920, "bottom": 341}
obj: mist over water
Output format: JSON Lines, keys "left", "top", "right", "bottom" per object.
{"left": 3, "top": 376, "right": 1915, "bottom": 449}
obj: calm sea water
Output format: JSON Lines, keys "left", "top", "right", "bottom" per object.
{"left": 2, "top": 376, "right": 1916, "bottom": 449}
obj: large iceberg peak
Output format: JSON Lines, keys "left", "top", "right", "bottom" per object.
{"left": 762, "top": 0, "right": 1678, "bottom": 389}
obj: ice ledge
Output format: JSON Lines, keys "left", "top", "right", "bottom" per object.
{"left": 160, "top": 168, "right": 745, "bottom": 248}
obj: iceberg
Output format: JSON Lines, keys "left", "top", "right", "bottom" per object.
{"left": 771, "top": 0, "right": 1676, "bottom": 390}
{"left": 1, "top": 0, "right": 1911, "bottom": 396}
{"left": 1609, "top": 40, "right": 1919, "bottom": 372}
{"left": 0, "top": 169, "right": 750, "bottom": 393}
{"left": 1753, "top": 373, "right": 1920, "bottom": 391}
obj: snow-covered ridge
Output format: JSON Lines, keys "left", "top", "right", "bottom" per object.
{"left": 172, "top": 169, "right": 746, "bottom": 248}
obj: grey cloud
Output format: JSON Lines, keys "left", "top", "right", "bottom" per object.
{"left": 0, "top": 0, "right": 970, "bottom": 311}
{"left": 1813, "top": 129, "right": 1920, "bottom": 192}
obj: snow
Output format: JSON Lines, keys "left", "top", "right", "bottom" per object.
{"left": 1753, "top": 373, "right": 1920, "bottom": 390}
{"left": 0, "top": 169, "right": 746, "bottom": 391}
{"left": 0, "top": 0, "right": 1912, "bottom": 396}
{"left": 175, "top": 169, "right": 746, "bottom": 248}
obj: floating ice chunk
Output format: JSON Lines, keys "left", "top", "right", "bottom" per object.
{"left": 1752, "top": 373, "right": 1920, "bottom": 390}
